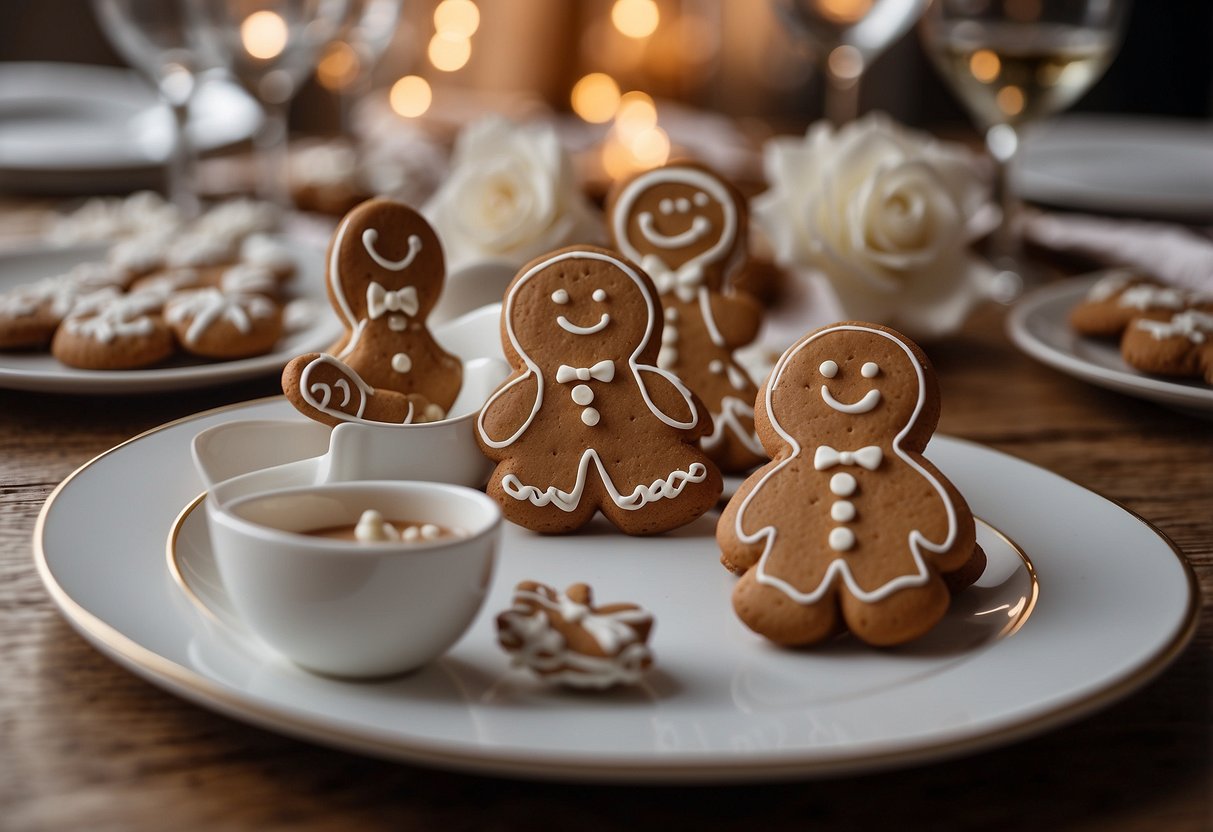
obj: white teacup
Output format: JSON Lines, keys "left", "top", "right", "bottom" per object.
{"left": 206, "top": 480, "right": 501, "bottom": 678}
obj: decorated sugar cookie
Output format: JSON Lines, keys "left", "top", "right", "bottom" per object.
{"left": 164, "top": 288, "right": 282, "bottom": 359}
{"left": 1121, "top": 309, "right": 1213, "bottom": 384}
{"left": 51, "top": 292, "right": 176, "bottom": 370}
{"left": 476, "top": 245, "right": 723, "bottom": 535}
{"left": 717, "top": 322, "right": 986, "bottom": 647}
{"left": 607, "top": 161, "right": 765, "bottom": 472}
{"left": 1069, "top": 271, "right": 1204, "bottom": 338}
{"left": 496, "top": 581, "right": 654, "bottom": 688}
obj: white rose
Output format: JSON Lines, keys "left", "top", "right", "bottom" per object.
{"left": 424, "top": 116, "right": 604, "bottom": 270}
{"left": 753, "top": 113, "right": 997, "bottom": 338}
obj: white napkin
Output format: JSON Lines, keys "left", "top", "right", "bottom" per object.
{"left": 1023, "top": 210, "right": 1213, "bottom": 291}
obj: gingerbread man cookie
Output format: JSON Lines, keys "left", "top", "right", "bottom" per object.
{"left": 496, "top": 581, "right": 654, "bottom": 688}
{"left": 282, "top": 198, "right": 462, "bottom": 425}
{"left": 717, "top": 322, "right": 985, "bottom": 647}
{"left": 282, "top": 352, "right": 434, "bottom": 427}
{"left": 607, "top": 161, "right": 765, "bottom": 472}
{"left": 476, "top": 245, "right": 723, "bottom": 535}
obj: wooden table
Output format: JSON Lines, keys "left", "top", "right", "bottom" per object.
{"left": 1, "top": 256, "right": 1209, "bottom": 830}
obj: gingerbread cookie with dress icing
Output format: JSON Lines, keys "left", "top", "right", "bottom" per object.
{"left": 717, "top": 321, "right": 985, "bottom": 647}
{"left": 476, "top": 245, "right": 723, "bottom": 535}
{"left": 607, "top": 161, "right": 765, "bottom": 473}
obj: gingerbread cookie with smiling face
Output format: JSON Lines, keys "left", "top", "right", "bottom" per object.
{"left": 476, "top": 245, "right": 723, "bottom": 535}
{"left": 607, "top": 161, "right": 765, "bottom": 473}
{"left": 323, "top": 198, "right": 462, "bottom": 414}
{"left": 717, "top": 322, "right": 985, "bottom": 647}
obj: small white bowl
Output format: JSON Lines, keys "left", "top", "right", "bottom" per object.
{"left": 205, "top": 481, "right": 501, "bottom": 678}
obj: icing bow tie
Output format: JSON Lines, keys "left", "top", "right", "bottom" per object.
{"left": 814, "top": 445, "right": 883, "bottom": 471}
{"left": 556, "top": 360, "right": 615, "bottom": 384}
{"left": 366, "top": 282, "right": 419, "bottom": 320}
{"left": 640, "top": 254, "right": 704, "bottom": 303}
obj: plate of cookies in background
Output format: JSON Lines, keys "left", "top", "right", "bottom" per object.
{"left": 1007, "top": 271, "right": 1213, "bottom": 415}
{"left": 0, "top": 197, "right": 343, "bottom": 393}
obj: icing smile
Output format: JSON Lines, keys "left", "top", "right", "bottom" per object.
{"left": 821, "top": 386, "right": 881, "bottom": 414}
{"left": 362, "top": 229, "right": 422, "bottom": 272}
{"left": 557, "top": 313, "right": 611, "bottom": 335}
{"left": 638, "top": 212, "right": 711, "bottom": 249}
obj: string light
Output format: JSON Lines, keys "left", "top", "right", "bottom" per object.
{"left": 429, "top": 31, "right": 472, "bottom": 72}
{"left": 241, "top": 10, "right": 288, "bottom": 60}
{"left": 611, "top": 0, "right": 660, "bottom": 39}
{"left": 428, "top": 0, "right": 478, "bottom": 73}
{"left": 434, "top": 0, "right": 480, "bottom": 36}
{"left": 317, "top": 41, "right": 360, "bottom": 90}
{"left": 969, "top": 49, "right": 1001, "bottom": 83}
{"left": 390, "top": 75, "right": 432, "bottom": 118}
{"left": 571, "top": 73, "right": 621, "bottom": 123}
{"left": 614, "top": 90, "right": 658, "bottom": 139}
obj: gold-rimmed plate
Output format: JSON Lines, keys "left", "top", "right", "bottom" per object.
{"left": 35, "top": 398, "right": 1198, "bottom": 782}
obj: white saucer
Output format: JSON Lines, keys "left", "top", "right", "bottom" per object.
{"left": 1006, "top": 275, "right": 1213, "bottom": 415}
{"left": 0, "top": 63, "right": 260, "bottom": 192}
{"left": 35, "top": 398, "right": 1197, "bottom": 782}
{"left": 0, "top": 243, "right": 342, "bottom": 393}
{"left": 1014, "top": 115, "right": 1213, "bottom": 218}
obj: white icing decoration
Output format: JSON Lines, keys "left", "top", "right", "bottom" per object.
{"left": 613, "top": 168, "right": 739, "bottom": 305}
{"left": 829, "top": 472, "right": 857, "bottom": 496}
{"left": 592, "top": 288, "right": 607, "bottom": 302}
{"left": 1086, "top": 270, "right": 1136, "bottom": 302}
{"left": 556, "top": 313, "right": 610, "bottom": 335}
{"left": 581, "top": 408, "right": 601, "bottom": 427}
{"left": 354, "top": 510, "right": 399, "bottom": 542}
{"left": 700, "top": 395, "right": 765, "bottom": 457}
{"left": 675, "top": 197, "right": 690, "bottom": 212}
{"left": 240, "top": 234, "right": 294, "bottom": 271}
{"left": 551, "top": 289, "right": 569, "bottom": 304}
{"left": 164, "top": 289, "right": 275, "bottom": 345}
{"left": 822, "top": 386, "right": 881, "bottom": 414}
{"left": 734, "top": 323, "right": 960, "bottom": 605}
{"left": 661, "top": 326, "right": 678, "bottom": 345}
{"left": 697, "top": 283, "right": 726, "bottom": 349}
{"left": 1, "top": 265, "right": 125, "bottom": 320}
{"left": 861, "top": 362, "right": 880, "bottom": 378}
{"left": 819, "top": 360, "right": 838, "bottom": 378}
{"left": 220, "top": 263, "right": 277, "bottom": 295}
{"left": 328, "top": 215, "right": 359, "bottom": 327}
{"left": 299, "top": 354, "right": 413, "bottom": 424}
{"left": 637, "top": 212, "right": 711, "bottom": 249}
{"left": 366, "top": 282, "right": 419, "bottom": 320}
{"left": 657, "top": 346, "right": 677, "bottom": 368}
{"left": 664, "top": 307, "right": 678, "bottom": 322}
{"left": 828, "top": 527, "right": 855, "bottom": 552}
{"left": 335, "top": 379, "right": 351, "bottom": 406}
{"left": 63, "top": 293, "right": 162, "bottom": 343}
{"left": 423, "top": 403, "right": 446, "bottom": 421}
{"left": 388, "top": 316, "right": 407, "bottom": 331}
{"left": 391, "top": 352, "right": 412, "bottom": 373}
{"left": 501, "top": 453, "right": 706, "bottom": 512}
{"left": 813, "top": 444, "right": 883, "bottom": 471}
{"left": 726, "top": 364, "right": 749, "bottom": 390}
{"left": 167, "top": 231, "right": 234, "bottom": 268}
{"left": 693, "top": 192, "right": 709, "bottom": 207}
{"left": 1118, "top": 285, "right": 1187, "bottom": 311}
{"left": 831, "top": 500, "right": 856, "bottom": 522}
{"left": 555, "top": 360, "right": 614, "bottom": 384}
{"left": 1136, "top": 310, "right": 1213, "bottom": 343}
{"left": 571, "top": 384, "right": 594, "bottom": 405}
{"left": 477, "top": 248, "right": 703, "bottom": 511}
{"left": 362, "top": 229, "right": 422, "bottom": 272}
{"left": 498, "top": 587, "right": 653, "bottom": 688}
{"left": 708, "top": 360, "right": 724, "bottom": 374}
{"left": 659, "top": 198, "right": 674, "bottom": 215}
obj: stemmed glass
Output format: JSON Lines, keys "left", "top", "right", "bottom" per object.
{"left": 188, "top": 0, "right": 348, "bottom": 205}
{"left": 771, "top": 0, "right": 929, "bottom": 124}
{"left": 92, "top": 0, "right": 214, "bottom": 216}
{"left": 321, "top": 0, "right": 405, "bottom": 140}
{"left": 920, "top": 0, "right": 1130, "bottom": 289}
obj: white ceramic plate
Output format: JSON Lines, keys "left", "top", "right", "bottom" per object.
{"left": 1014, "top": 115, "right": 1213, "bottom": 218}
{"left": 1006, "top": 275, "right": 1213, "bottom": 414}
{"left": 0, "top": 243, "right": 342, "bottom": 393}
{"left": 35, "top": 398, "right": 1197, "bottom": 782}
{"left": 0, "top": 63, "right": 260, "bottom": 192}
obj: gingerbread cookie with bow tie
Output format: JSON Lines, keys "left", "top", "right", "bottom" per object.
{"left": 282, "top": 198, "right": 461, "bottom": 425}
{"left": 476, "top": 245, "right": 723, "bottom": 535}
{"left": 717, "top": 322, "right": 986, "bottom": 647}
{"left": 607, "top": 161, "right": 765, "bottom": 473}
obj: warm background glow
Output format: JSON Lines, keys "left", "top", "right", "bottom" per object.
{"left": 390, "top": 74, "right": 432, "bottom": 117}
{"left": 570, "top": 73, "right": 621, "bottom": 123}
{"left": 611, "top": 0, "right": 660, "bottom": 39}
{"left": 434, "top": 0, "right": 480, "bottom": 36}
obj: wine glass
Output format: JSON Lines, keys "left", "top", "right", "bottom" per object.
{"left": 319, "top": 0, "right": 405, "bottom": 139}
{"left": 188, "top": 0, "right": 349, "bottom": 205}
{"left": 92, "top": 0, "right": 214, "bottom": 216}
{"left": 920, "top": 0, "right": 1130, "bottom": 291}
{"left": 771, "top": 0, "right": 929, "bottom": 124}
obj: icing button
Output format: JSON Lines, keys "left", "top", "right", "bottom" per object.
{"left": 828, "top": 527, "right": 855, "bottom": 552}
{"left": 830, "top": 500, "right": 855, "bottom": 522}
{"left": 391, "top": 352, "right": 412, "bottom": 373}
{"left": 664, "top": 307, "right": 679, "bottom": 322}
{"left": 571, "top": 384, "right": 594, "bottom": 406}
{"left": 658, "top": 346, "right": 677, "bottom": 368}
{"left": 388, "top": 314, "right": 407, "bottom": 331}
{"left": 581, "top": 407, "right": 601, "bottom": 427}
{"left": 829, "top": 472, "right": 857, "bottom": 497}
{"left": 708, "top": 359, "right": 724, "bottom": 374}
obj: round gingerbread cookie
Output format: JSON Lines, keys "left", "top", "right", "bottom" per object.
{"left": 51, "top": 293, "right": 176, "bottom": 370}
{"left": 213, "top": 262, "right": 281, "bottom": 297}
{"left": 607, "top": 161, "right": 766, "bottom": 473}
{"left": 476, "top": 244, "right": 723, "bottom": 535}
{"left": 323, "top": 198, "right": 462, "bottom": 413}
{"left": 0, "top": 263, "right": 128, "bottom": 350}
{"left": 717, "top": 321, "right": 985, "bottom": 648}
{"left": 240, "top": 233, "right": 297, "bottom": 282}
{"left": 1069, "top": 271, "right": 1190, "bottom": 338}
{"left": 1121, "top": 310, "right": 1213, "bottom": 384}
{"left": 164, "top": 288, "right": 283, "bottom": 359}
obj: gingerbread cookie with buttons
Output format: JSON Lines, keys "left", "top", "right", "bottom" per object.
{"left": 476, "top": 245, "right": 723, "bottom": 535}
{"left": 607, "top": 161, "right": 766, "bottom": 473}
{"left": 717, "top": 322, "right": 985, "bottom": 647}
{"left": 496, "top": 581, "right": 655, "bottom": 688}
{"left": 282, "top": 198, "right": 461, "bottom": 425}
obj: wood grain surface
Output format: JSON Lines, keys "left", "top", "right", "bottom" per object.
{"left": 1, "top": 261, "right": 1209, "bottom": 830}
